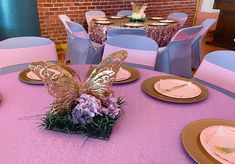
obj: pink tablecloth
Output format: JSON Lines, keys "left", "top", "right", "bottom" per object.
{"left": 89, "top": 18, "right": 180, "bottom": 47}
{"left": 0, "top": 66, "right": 235, "bottom": 164}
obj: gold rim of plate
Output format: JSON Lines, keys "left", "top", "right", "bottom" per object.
{"left": 150, "top": 17, "right": 165, "bottom": 20}
{"left": 182, "top": 119, "right": 235, "bottom": 164}
{"left": 19, "top": 64, "right": 74, "bottom": 85}
{"left": 148, "top": 23, "right": 169, "bottom": 26}
{"left": 95, "top": 18, "right": 109, "bottom": 21}
{"left": 141, "top": 76, "right": 208, "bottom": 103}
{"left": 0, "top": 93, "right": 2, "bottom": 103}
{"left": 96, "top": 21, "right": 112, "bottom": 25}
{"left": 114, "top": 66, "right": 140, "bottom": 85}
{"left": 109, "top": 16, "right": 123, "bottom": 19}
{"left": 19, "top": 68, "right": 44, "bottom": 85}
{"left": 159, "top": 19, "right": 176, "bottom": 23}
{"left": 124, "top": 23, "right": 144, "bottom": 27}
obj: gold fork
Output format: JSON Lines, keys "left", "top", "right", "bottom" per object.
{"left": 215, "top": 146, "right": 235, "bottom": 154}
{"left": 164, "top": 83, "right": 188, "bottom": 92}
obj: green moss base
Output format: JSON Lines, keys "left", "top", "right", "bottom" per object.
{"left": 42, "top": 110, "right": 118, "bottom": 140}
{"left": 128, "top": 17, "right": 146, "bottom": 22}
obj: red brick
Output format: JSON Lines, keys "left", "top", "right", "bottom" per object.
{"left": 37, "top": 0, "right": 197, "bottom": 44}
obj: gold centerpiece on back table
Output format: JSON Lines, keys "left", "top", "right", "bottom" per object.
{"left": 129, "top": 2, "right": 148, "bottom": 22}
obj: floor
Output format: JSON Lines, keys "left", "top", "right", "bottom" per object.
{"left": 200, "top": 34, "right": 226, "bottom": 60}
{"left": 192, "top": 34, "right": 226, "bottom": 75}
{"left": 56, "top": 44, "right": 67, "bottom": 63}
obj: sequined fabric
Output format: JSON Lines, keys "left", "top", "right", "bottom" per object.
{"left": 89, "top": 17, "right": 181, "bottom": 47}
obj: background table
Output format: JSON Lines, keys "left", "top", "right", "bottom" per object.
{"left": 0, "top": 65, "right": 235, "bottom": 163}
{"left": 89, "top": 18, "right": 181, "bottom": 47}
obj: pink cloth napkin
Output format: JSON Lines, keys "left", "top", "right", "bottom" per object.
{"left": 206, "top": 126, "right": 235, "bottom": 163}
{"left": 26, "top": 68, "right": 61, "bottom": 81}
{"left": 115, "top": 67, "right": 131, "bottom": 81}
{"left": 26, "top": 71, "right": 41, "bottom": 80}
{"left": 155, "top": 79, "right": 201, "bottom": 98}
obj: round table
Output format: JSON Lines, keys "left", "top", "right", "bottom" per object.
{"left": 0, "top": 65, "right": 235, "bottom": 163}
{"left": 89, "top": 17, "right": 181, "bottom": 47}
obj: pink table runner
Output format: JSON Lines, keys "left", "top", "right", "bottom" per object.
{"left": 0, "top": 65, "right": 235, "bottom": 163}
{"left": 89, "top": 18, "right": 180, "bottom": 47}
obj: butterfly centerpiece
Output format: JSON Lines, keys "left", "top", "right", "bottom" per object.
{"left": 29, "top": 50, "right": 128, "bottom": 140}
{"left": 129, "top": 2, "right": 148, "bottom": 22}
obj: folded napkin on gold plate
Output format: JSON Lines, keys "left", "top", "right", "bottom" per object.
{"left": 26, "top": 71, "right": 41, "bottom": 80}
{"left": 95, "top": 17, "right": 109, "bottom": 21}
{"left": 115, "top": 67, "right": 131, "bottom": 81}
{"left": 206, "top": 126, "right": 235, "bottom": 163}
{"left": 156, "top": 79, "right": 201, "bottom": 98}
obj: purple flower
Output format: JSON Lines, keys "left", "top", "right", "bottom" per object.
{"left": 102, "top": 97, "right": 121, "bottom": 118}
{"left": 71, "top": 107, "right": 83, "bottom": 124}
{"left": 70, "top": 94, "right": 123, "bottom": 124}
{"left": 70, "top": 94, "right": 101, "bottom": 124}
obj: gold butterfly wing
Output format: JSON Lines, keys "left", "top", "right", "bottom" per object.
{"left": 29, "top": 62, "right": 80, "bottom": 113}
{"left": 140, "top": 3, "right": 148, "bottom": 14}
{"left": 83, "top": 50, "right": 128, "bottom": 102}
{"left": 131, "top": 2, "right": 139, "bottom": 13}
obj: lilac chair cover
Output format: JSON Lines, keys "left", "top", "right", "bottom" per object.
{"left": 191, "top": 19, "right": 216, "bottom": 69}
{"left": 0, "top": 37, "right": 57, "bottom": 75}
{"left": 194, "top": 50, "right": 235, "bottom": 96}
{"left": 85, "top": 10, "right": 106, "bottom": 26}
{"left": 107, "top": 29, "right": 147, "bottom": 39}
{"left": 65, "top": 21, "right": 104, "bottom": 64}
{"left": 58, "top": 14, "right": 73, "bottom": 62}
{"left": 103, "top": 35, "right": 158, "bottom": 70}
{"left": 117, "top": 10, "right": 132, "bottom": 17}
{"left": 154, "top": 25, "right": 203, "bottom": 77}
{"left": 167, "top": 12, "right": 188, "bottom": 27}
{"left": 58, "top": 15, "right": 72, "bottom": 36}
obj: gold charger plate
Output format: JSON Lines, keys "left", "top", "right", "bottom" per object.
{"left": 147, "top": 22, "right": 169, "bottom": 26}
{"left": 19, "top": 68, "right": 43, "bottom": 85}
{"left": 150, "top": 17, "right": 165, "bottom": 20}
{"left": 159, "top": 19, "right": 176, "bottom": 23}
{"left": 182, "top": 119, "right": 235, "bottom": 164}
{"left": 114, "top": 66, "right": 140, "bottom": 85}
{"left": 109, "top": 16, "right": 123, "bottom": 19}
{"left": 95, "top": 17, "right": 109, "bottom": 21}
{"left": 96, "top": 21, "right": 112, "bottom": 25}
{"left": 19, "top": 64, "right": 75, "bottom": 85}
{"left": 141, "top": 76, "right": 208, "bottom": 103}
{"left": 0, "top": 93, "right": 2, "bottom": 103}
{"left": 124, "top": 23, "right": 144, "bottom": 28}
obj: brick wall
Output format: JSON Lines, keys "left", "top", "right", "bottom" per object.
{"left": 37, "top": 0, "right": 198, "bottom": 45}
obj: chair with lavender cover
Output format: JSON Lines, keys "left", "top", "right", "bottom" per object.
{"left": 167, "top": 12, "right": 188, "bottom": 27}
{"left": 58, "top": 15, "right": 72, "bottom": 34}
{"left": 103, "top": 35, "right": 158, "bottom": 70}
{"left": 85, "top": 10, "right": 106, "bottom": 26}
{"left": 117, "top": 10, "right": 132, "bottom": 17}
{"left": 65, "top": 21, "right": 104, "bottom": 64}
{"left": 154, "top": 25, "right": 203, "bottom": 77}
{"left": 0, "top": 37, "right": 57, "bottom": 75}
{"left": 58, "top": 14, "right": 73, "bottom": 62}
{"left": 194, "top": 50, "right": 235, "bottom": 97}
{"left": 191, "top": 18, "right": 216, "bottom": 69}
{"left": 107, "top": 28, "right": 147, "bottom": 39}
